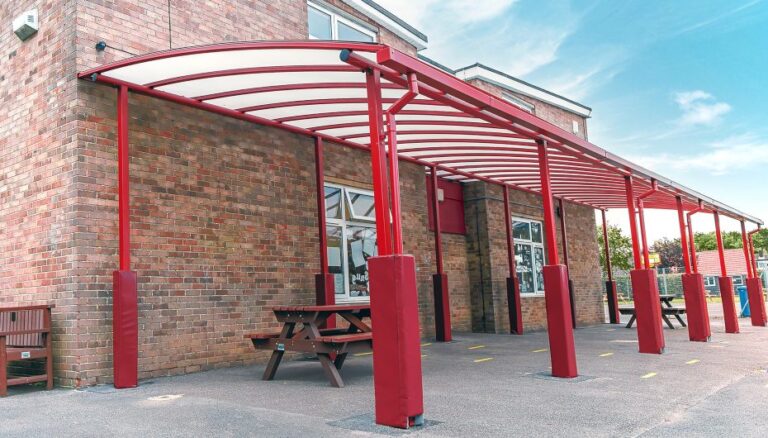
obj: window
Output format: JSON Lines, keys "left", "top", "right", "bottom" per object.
{"left": 732, "top": 275, "right": 745, "bottom": 286}
{"left": 325, "top": 184, "right": 377, "bottom": 302}
{"left": 308, "top": 1, "right": 376, "bottom": 42}
{"left": 704, "top": 276, "right": 717, "bottom": 287}
{"left": 513, "top": 218, "right": 546, "bottom": 294}
{"left": 502, "top": 92, "right": 535, "bottom": 113}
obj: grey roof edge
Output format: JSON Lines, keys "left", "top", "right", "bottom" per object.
{"left": 355, "top": 0, "right": 428, "bottom": 42}
{"left": 417, "top": 54, "right": 456, "bottom": 74}
{"left": 456, "top": 62, "right": 592, "bottom": 113}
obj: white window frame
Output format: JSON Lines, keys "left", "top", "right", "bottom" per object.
{"left": 732, "top": 275, "right": 745, "bottom": 286}
{"left": 502, "top": 92, "right": 535, "bottom": 113}
{"left": 325, "top": 182, "right": 376, "bottom": 303}
{"left": 308, "top": 1, "right": 377, "bottom": 42}
{"left": 704, "top": 276, "right": 717, "bottom": 287}
{"left": 512, "top": 217, "right": 546, "bottom": 296}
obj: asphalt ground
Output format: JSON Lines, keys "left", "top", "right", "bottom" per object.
{"left": 2, "top": 304, "right": 767, "bottom": 437}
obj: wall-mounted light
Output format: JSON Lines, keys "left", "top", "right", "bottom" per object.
{"left": 95, "top": 41, "right": 107, "bottom": 51}
{"left": 13, "top": 9, "right": 38, "bottom": 41}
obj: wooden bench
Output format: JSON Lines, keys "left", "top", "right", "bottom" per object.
{"left": 619, "top": 306, "right": 687, "bottom": 329}
{"left": 0, "top": 305, "right": 54, "bottom": 396}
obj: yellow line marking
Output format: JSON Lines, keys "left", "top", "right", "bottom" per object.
{"left": 474, "top": 357, "right": 494, "bottom": 363}
{"left": 641, "top": 372, "right": 657, "bottom": 379}
{"left": 686, "top": 359, "right": 700, "bottom": 365}
{"left": 354, "top": 352, "right": 373, "bottom": 357}
{"left": 531, "top": 348, "right": 548, "bottom": 353}
{"left": 421, "top": 343, "right": 432, "bottom": 347}
{"left": 421, "top": 354, "right": 428, "bottom": 358}
{"left": 468, "top": 345, "right": 486, "bottom": 350}
{"left": 709, "top": 345, "right": 725, "bottom": 348}
{"left": 599, "top": 352, "right": 614, "bottom": 357}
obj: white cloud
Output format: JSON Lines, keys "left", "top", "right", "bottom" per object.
{"left": 627, "top": 133, "right": 768, "bottom": 176}
{"left": 674, "top": 90, "right": 732, "bottom": 126}
{"left": 375, "top": 0, "right": 518, "bottom": 28}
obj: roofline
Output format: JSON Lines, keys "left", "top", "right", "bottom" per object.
{"left": 455, "top": 62, "right": 592, "bottom": 118}
{"left": 342, "top": 0, "right": 429, "bottom": 51}
{"left": 417, "top": 54, "right": 456, "bottom": 74}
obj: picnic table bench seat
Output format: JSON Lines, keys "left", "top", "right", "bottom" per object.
{"left": 619, "top": 304, "right": 687, "bottom": 329}
{"left": 1, "top": 305, "right": 54, "bottom": 397}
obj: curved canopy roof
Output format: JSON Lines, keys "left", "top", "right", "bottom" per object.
{"left": 78, "top": 41, "right": 761, "bottom": 224}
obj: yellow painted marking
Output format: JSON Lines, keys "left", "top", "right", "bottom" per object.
{"left": 531, "top": 348, "right": 548, "bottom": 353}
{"left": 421, "top": 342, "right": 432, "bottom": 347}
{"left": 421, "top": 354, "right": 428, "bottom": 358}
{"left": 686, "top": 359, "right": 700, "bottom": 365}
{"left": 468, "top": 345, "right": 486, "bottom": 350}
{"left": 641, "top": 372, "right": 657, "bottom": 379}
{"left": 474, "top": 357, "right": 494, "bottom": 363}
{"left": 610, "top": 340, "right": 638, "bottom": 343}
{"left": 599, "top": 352, "right": 614, "bottom": 357}
{"left": 354, "top": 352, "right": 373, "bottom": 357}
{"left": 709, "top": 345, "right": 725, "bottom": 349}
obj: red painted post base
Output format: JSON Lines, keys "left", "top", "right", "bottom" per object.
{"left": 568, "top": 279, "right": 576, "bottom": 328}
{"left": 605, "top": 280, "right": 621, "bottom": 324}
{"left": 718, "top": 276, "right": 740, "bottom": 334}
{"left": 629, "top": 269, "right": 665, "bottom": 354}
{"left": 369, "top": 255, "right": 424, "bottom": 429}
{"left": 681, "top": 273, "right": 711, "bottom": 342}
{"left": 112, "top": 270, "right": 138, "bottom": 389}
{"left": 746, "top": 278, "right": 767, "bottom": 327}
{"left": 315, "top": 273, "right": 336, "bottom": 329}
{"left": 542, "top": 265, "right": 578, "bottom": 378}
{"left": 506, "top": 276, "right": 523, "bottom": 335}
{"left": 432, "top": 273, "right": 452, "bottom": 342}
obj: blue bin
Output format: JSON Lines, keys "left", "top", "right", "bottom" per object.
{"left": 737, "top": 286, "right": 750, "bottom": 317}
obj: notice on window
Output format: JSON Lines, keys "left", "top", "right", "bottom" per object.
{"left": 328, "top": 247, "right": 341, "bottom": 267}
{"left": 351, "top": 240, "right": 366, "bottom": 267}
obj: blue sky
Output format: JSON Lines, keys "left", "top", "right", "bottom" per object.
{"left": 377, "top": 0, "right": 768, "bottom": 241}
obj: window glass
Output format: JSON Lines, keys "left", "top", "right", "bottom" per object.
{"left": 346, "top": 226, "right": 377, "bottom": 298}
{"left": 513, "top": 221, "right": 531, "bottom": 241}
{"left": 515, "top": 243, "right": 533, "bottom": 293}
{"left": 338, "top": 21, "right": 374, "bottom": 42}
{"left": 531, "top": 222, "right": 543, "bottom": 243}
{"left": 733, "top": 275, "right": 744, "bottom": 285}
{"left": 534, "top": 247, "right": 545, "bottom": 292}
{"left": 308, "top": 6, "right": 332, "bottom": 39}
{"left": 326, "top": 225, "right": 345, "bottom": 295}
{"left": 346, "top": 190, "right": 375, "bottom": 220}
{"left": 325, "top": 186, "right": 342, "bottom": 219}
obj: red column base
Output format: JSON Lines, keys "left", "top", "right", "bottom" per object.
{"left": 681, "top": 273, "right": 711, "bottom": 341}
{"left": 315, "top": 273, "right": 336, "bottom": 329}
{"left": 507, "top": 276, "right": 523, "bottom": 335}
{"left": 432, "top": 273, "right": 452, "bottom": 342}
{"left": 718, "top": 276, "right": 740, "bottom": 334}
{"left": 568, "top": 279, "right": 576, "bottom": 329}
{"left": 605, "top": 280, "right": 621, "bottom": 324}
{"left": 630, "top": 269, "right": 665, "bottom": 354}
{"left": 113, "top": 270, "right": 138, "bottom": 389}
{"left": 369, "top": 255, "right": 424, "bottom": 429}
{"left": 746, "top": 278, "right": 767, "bottom": 327}
{"left": 542, "top": 265, "right": 578, "bottom": 378}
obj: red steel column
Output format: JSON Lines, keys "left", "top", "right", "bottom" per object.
{"left": 558, "top": 198, "right": 576, "bottom": 328}
{"left": 430, "top": 166, "right": 451, "bottom": 342}
{"left": 386, "top": 113, "right": 404, "bottom": 254}
{"left": 743, "top": 222, "right": 767, "bottom": 326}
{"left": 314, "top": 138, "right": 335, "bottom": 325}
{"left": 537, "top": 140, "right": 577, "bottom": 378}
{"left": 602, "top": 210, "right": 620, "bottom": 324}
{"left": 504, "top": 185, "right": 523, "bottom": 334}
{"left": 714, "top": 211, "right": 739, "bottom": 333}
{"left": 113, "top": 85, "right": 138, "bottom": 388}
{"left": 627, "top": 176, "right": 664, "bottom": 354}
{"left": 681, "top": 201, "right": 711, "bottom": 341}
{"left": 364, "top": 68, "right": 423, "bottom": 428}
{"left": 676, "top": 197, "right": 692, "bottom": 274}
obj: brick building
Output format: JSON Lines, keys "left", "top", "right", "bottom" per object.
{"left": 2, "top": 0, "right": 604, "bottom": 387}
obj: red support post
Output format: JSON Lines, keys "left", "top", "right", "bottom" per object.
{"left": 627, "top": 176, "right": 664, "bottom": 354}
{"left": 637, "top": 180, "right": 658, "bottom": 269}
{"left": 430, "top": 166, "right": 451, "bottom": 342}
{"left": 365, "top": 68, "right": 424, "bottom": 428}
{"left": 679, "top": 199, "right": 711, "bottom": 341}
{"left": 714, "top": 211, "right": 739, "bottom": 333}
{"left": 558, "top": 198, "right": 576, "bottom": 329}
{"left": 113, "top": 85, "right": 138, "bottom": 388}
{"left": 537, "top": 140, "right": 577, "bottom": 378}
{"left": 386, "top": 113, "right": 403, "bottom": 254}
{"left": 676, "top": 197, "right": 692, "bottom": 275}
{"left": 314, "top": 138, "right": 335, "bottom": 324}
{"left": 504, "top": 185, "right": 523, "bottom": 334}
{"left": 743, "top": 222, "right": 767, "bottom": 326}
{"left": 602, "top": 210, "right": 620, "bottom": 324}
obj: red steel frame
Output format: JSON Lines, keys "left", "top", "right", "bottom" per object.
{"left": 680, "top": 198, "right": 712, "bottom": 342}
{"left": 504, "top": 185, "right": 523, "bottom": 334}
{"left": 686, "top": 201, "right": 706, "bottom": 273}
{"left": 713, "top": 211, "right": 739, "bottom": 333}
{"left": 742, "top": 222, "right": 767, "bottom": 326}
{"left": 601, "top": 210, "right": 620, "bottom": 324}
{"left": 624, "top": 177, "right": 642, "bottom": 269}
{"left": 677, "top": 197, "right": 693, "bottom": 274}
{"left": 557, "top": 198, "right": 576, "bottom": 328}
{"left": 314, "top": 137, "right": 335, "bottom": 328}
{"left": 430, "top": 166, "right": 452, "bottom": 342}
{"left": 741, "top": 221, "right": 754, "bottom": 279}
{"left": 636, "top": 180, "right": 658, "bottom": 268}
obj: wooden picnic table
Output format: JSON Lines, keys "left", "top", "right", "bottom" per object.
{"left": 620, "top": 294, "right": 687, "bottom": 329}
{"left": 245, "top": 304, "right": 372, "bottom": 388}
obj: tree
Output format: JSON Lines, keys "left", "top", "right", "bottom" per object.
{"left": 693, "top": 232, "right": 717, "bottom": 251}
{"left": 652, "top": 237, "right": 684, "bottom": 269}
{"left": 596, "top": 225, "right": 633, "bottom": 273}
{"left": 691, "top": 230, "right": 768, "bottom": 256}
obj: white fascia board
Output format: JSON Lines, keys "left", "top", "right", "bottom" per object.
{"left": 342, "top": 0, "right": 429, "bottom": 51}
{"left": 455, "top": 65, "right": 592, "bottom": 118}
